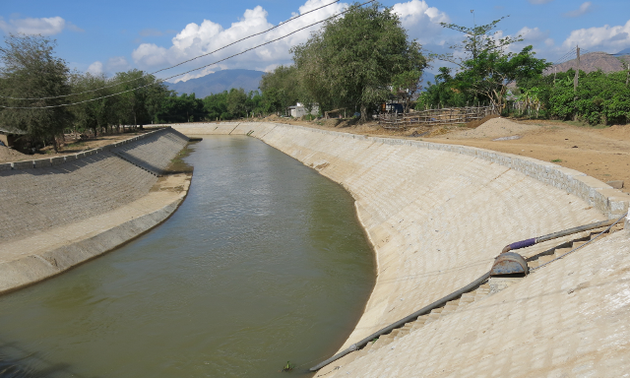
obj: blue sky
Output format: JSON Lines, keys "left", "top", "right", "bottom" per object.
{"left": 1, "top": 0, "right": 629, "bottom": 82}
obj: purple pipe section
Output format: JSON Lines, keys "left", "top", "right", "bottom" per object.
{"left": 509, "top": 238, "right": 536, "bottom": 250}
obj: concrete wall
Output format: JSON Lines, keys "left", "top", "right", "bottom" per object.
{"left": 0, "top": 127, "right": 190, "bottom": 293}
{"left": 172, "top": 122, "right": 630, "bottom": 377}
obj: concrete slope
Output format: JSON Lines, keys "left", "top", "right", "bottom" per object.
{"left": 0, "top": 128, "right": 191, "bottom": 294}
{"left": 171, "top": 122, "right": 630, "bottom": 377}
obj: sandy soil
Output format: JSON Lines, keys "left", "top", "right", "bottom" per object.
{"left": 0, "top": 131, "right": 151, "bottom": 164}
{"left": 256, "top": 115, "right": 630, "bottom": 194}
{"left": 431, "top": 119, "right": 630, "bottom": 194}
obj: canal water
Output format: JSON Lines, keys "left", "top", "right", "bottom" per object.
{"left": 0, "top": 136, "right": 375, "bottom": 378}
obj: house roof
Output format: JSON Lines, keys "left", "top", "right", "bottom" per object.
{"left": 0, "top": 127, "right": 27, "bottom": 135}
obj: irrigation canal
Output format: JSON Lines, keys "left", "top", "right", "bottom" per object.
{"left": 0, "top": 136, "right": 375, "bottom": 377}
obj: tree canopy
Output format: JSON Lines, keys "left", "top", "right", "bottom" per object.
{"left": 0, "top": 34, "right": 72, "bottom": 151}
{"left": 291, "top": 2, "right": 427, "bottom": 120}
{"left": 418, "top": 17, "right": 550, "bottom": 111}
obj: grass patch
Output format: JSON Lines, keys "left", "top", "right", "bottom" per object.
{"left": 551, "top": 158, "right": 562, "bottom": 163}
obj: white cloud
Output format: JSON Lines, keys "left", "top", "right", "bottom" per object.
{"left": 517, "top": 26, "right": 555, "bottom": 47}
{"left": 87, "top": 61, "right": 104, "bottom": 76}
{"left": 392, "top": 0, "right": 449, "bottom": 45}
{"left": 86, "top": 57, "right": 131, "bottom": 77}
{"left": 107, "top": 56, "right": 131, "bottom": 72}
{"left": 563, "top": 2, "right": 593, "bottom": 18}
{"left": 133, "top": 0, "right": 347, "bottom": 82}
{"left": 562, "top": 19, "right": 630, "bottom": 51}
{"left": 0, "top": 16, "right": 75, "bottom": 36}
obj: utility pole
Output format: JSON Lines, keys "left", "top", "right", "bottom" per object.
{"left": 573, "top": 45, "right": 580, "bottom": 94}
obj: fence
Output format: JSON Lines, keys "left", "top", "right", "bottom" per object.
{"left": 378, "top": 105, "right": 496, "bottom": 130}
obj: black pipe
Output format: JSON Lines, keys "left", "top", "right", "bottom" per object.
{"left": 309, "top": 271, "right": 491, "bottom": 372}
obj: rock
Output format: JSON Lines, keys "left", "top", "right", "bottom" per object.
{"left": 607, "top": 180, "right": 624, "bottom": 189}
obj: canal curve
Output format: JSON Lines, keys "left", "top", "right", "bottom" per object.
{"left": 0, "top": 136, "right": 375, "bottom": 378}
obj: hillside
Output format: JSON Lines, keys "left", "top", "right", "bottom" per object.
{"left": 545, "top": 50, "right": 630, "bottom": 75}
{"left": 167, "top": 69, "right": 264, "bottom": 97}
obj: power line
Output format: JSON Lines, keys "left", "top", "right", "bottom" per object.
{"left": 2, "top": 0, "right": 377, "bottom": 109}
{"left": 0, "top": 0, "right": 344, "bottom": 102}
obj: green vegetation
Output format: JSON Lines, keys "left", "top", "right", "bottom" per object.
{"left": 535, "top": 69, "right": 630, "bottom": 125}
{"left": 291, "top": 2, "right": 427, "bottom": 120}
{"left": 418, "top": 17, "right": 550, "bottom": 111}
{"left": 2, "top": 6, "right": 627, "bottom": 148}
{"left": 0, "top": 3, "right": 426, "bottom": 145}
{"left": 418, "top": 17, "right": 630, "bottom": 126}
{"left": 0, "top": 34, "right": 73, "bottom": 151}
{"left": 281, "top": 361, "right": 295, "bottom": 372}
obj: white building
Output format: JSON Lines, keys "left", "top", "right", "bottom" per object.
{"left": 289, "top": 103, "right": 319, "bottom": 118}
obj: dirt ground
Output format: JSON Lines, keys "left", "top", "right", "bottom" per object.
{"left": 2, "top": 118, "right": 628, "bottom": 195}
{"left": 258, "top": 115, "right": 630, "bottom": 194}
{"left": 0, "top": 131, "right": 151, "bottom": 164}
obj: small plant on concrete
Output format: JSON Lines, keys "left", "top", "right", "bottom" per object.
{"left": 281, "top": 361, "right": 295, "bottom": 372}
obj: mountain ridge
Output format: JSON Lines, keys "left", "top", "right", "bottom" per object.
{"left": 167, "top": 69, "right": 264, "bottom": 97}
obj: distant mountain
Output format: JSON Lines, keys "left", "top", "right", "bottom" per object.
{"left": 420, "top": 72, "right": 436, "bottom": 89}
{"left": 615, "top": 47, "right": 630, "bottom": 56}
{"left": 167, "top": 69, "right": 264, "bottom": 98}
{"left": 167, "top": 69, "right": 436, "bottom": 97}
{"left": 544, "top": 51, "right": 630, "bottom": 75}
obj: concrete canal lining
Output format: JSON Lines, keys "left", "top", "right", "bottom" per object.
{"left": 0, "top": 127, "right": 191, "bottom": 294}
{"left": 1, "top": 120, "right": 629, "bottom": 376}
{"left": 172, "top": 121, "right": 630, "bottom": 377}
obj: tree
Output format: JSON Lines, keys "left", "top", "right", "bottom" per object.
{"left": 157, "top": 92, "right": 205, "bottom": 123}
{"left": 259, "top": 65, "right": 300, "bottom": 114}
{"left": 111, "top": 69, "right": 167, "bottom": 129}
{"left": 454, "top": 45, "right": 550, "bottom": 111}
{"left": 292, "top": 2, "right": 427, "bottom": 120}
{"left": 426, "top": 17, "right": 550, "bottom": 111}
{"left": 0, "top": 34, "right": 72, "bottom": 151}
{"left": 437, "top": 16, "right": 522, "bottom": 67}
{"left": 68, "top": 71, "right": 109, "bottom": 137}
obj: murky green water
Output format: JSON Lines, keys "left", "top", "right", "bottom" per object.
{"left": 0, "top": 136, "right": 375, "bottom": 378}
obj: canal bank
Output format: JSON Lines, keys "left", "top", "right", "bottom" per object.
{"left": 172, "top": 121, "right": 630, "bottom": 377}
{"left": 0, "top": 127, "right": 191, "bottom": 294}
{"left": 0, "top": 135, "right": 375, "bottom": 378}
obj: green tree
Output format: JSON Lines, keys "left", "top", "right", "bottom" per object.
{"left": 259, "top": 65, "right": 300, "bottom": 114}
{"left": 292, "top": 2, "right": 427, "bottom": 120}
{"left": 203, "top": 91, "right": 229, "bottom": 120}
{"left": 110, "top": 69, "right": 167, "bottom": 130}
{"left": 0, "top": 34, "right": 72, "bottom": 151}
{"left": 437, "top": 16, "right": 521, "bottom": 67}
{"left": 68, "top": 71, "right": 109, "bottom": 137}
{"left": 157, "top": 92, "right": 205, "bottom": 123}
{"left": 545, "top": 69, "right": 630, "bottom": 125}
{"left": 427, "top": 17, "right": 549, "bottom": 111}
{"left": 226, "top": 88, "right": 248, "bottom": 118}
{"left": 454, "top": 45, "right": 550, "bottom": 111}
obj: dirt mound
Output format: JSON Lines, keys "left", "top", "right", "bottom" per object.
{"left": 0, "top": 146, "right": 28, "bottom": 163}
{"left": 442, "top": 117, "right": 541, "bottom": 140}
{"left": 466, "top": 114, "right": 500, "bottom": 129}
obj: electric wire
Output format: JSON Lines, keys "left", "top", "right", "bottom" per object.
{"left": 1, "top": 0, "right": 375, "bottom": 109}
{"left": 0, "top": 0, "right": 344, "bottom": 102}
